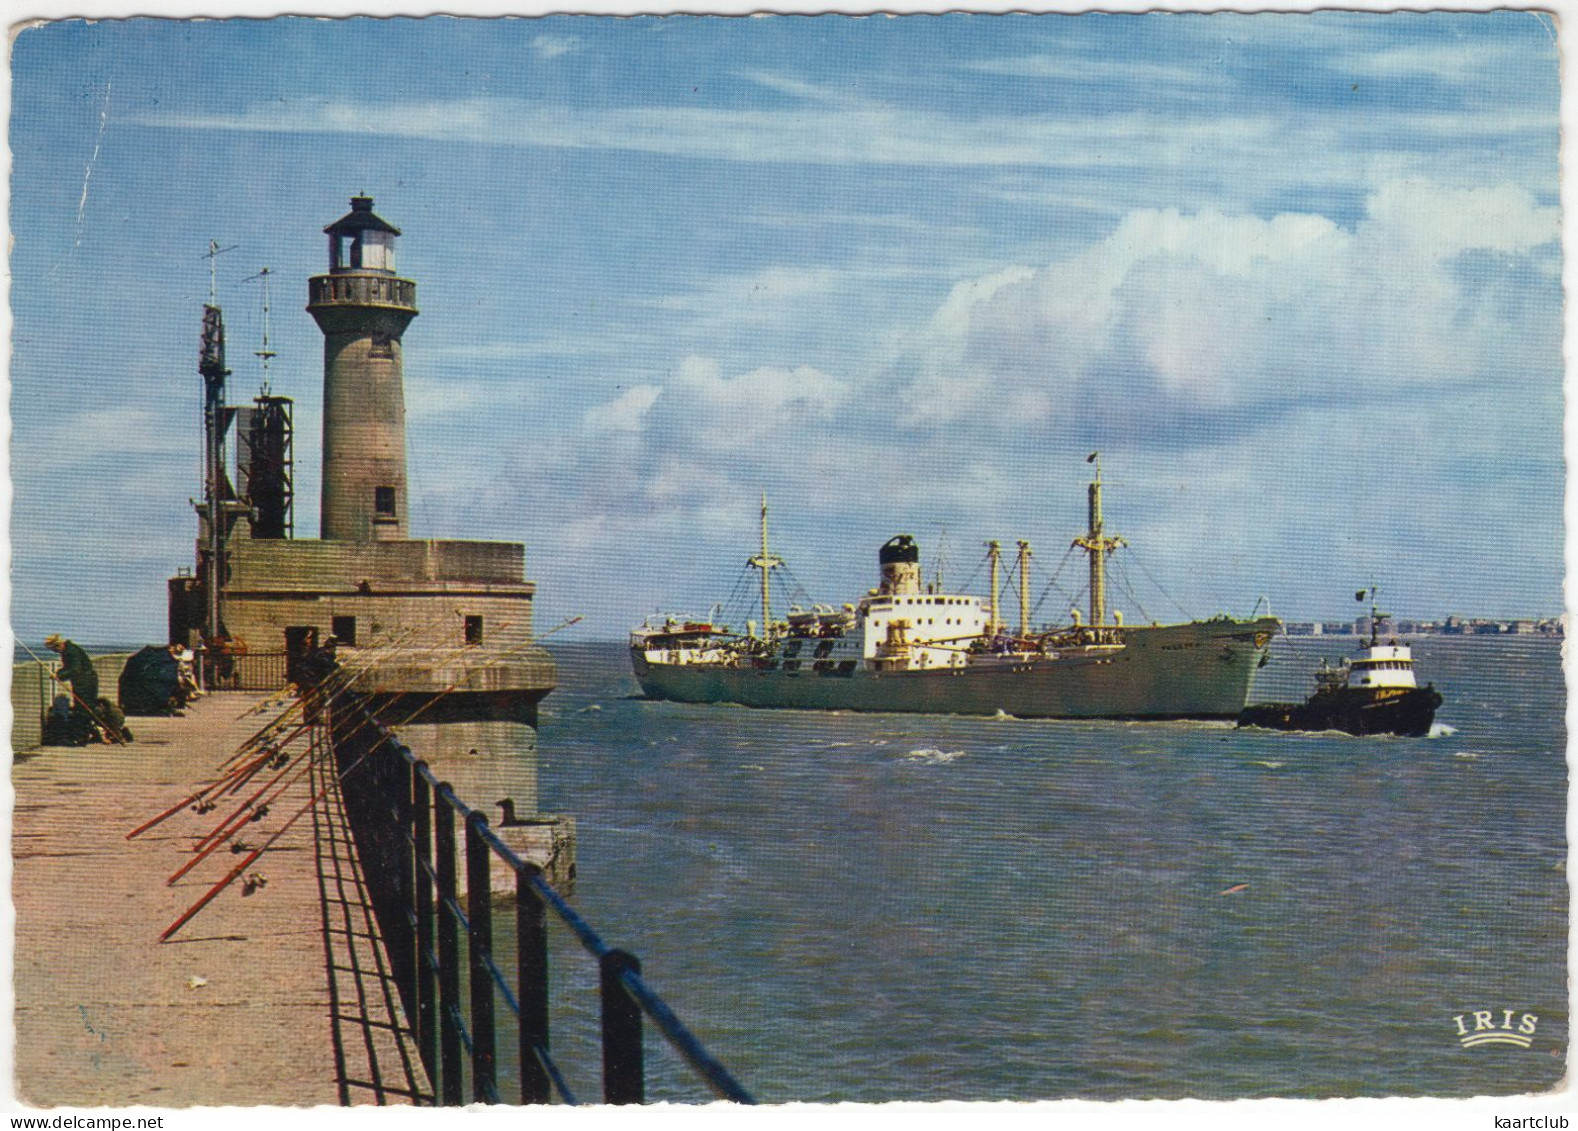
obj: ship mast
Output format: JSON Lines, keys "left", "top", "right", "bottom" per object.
{"left": 1017, "top": 540, "right": 1032, "bottom": 637}
{"left": 1072, "top": 452, "right": 1124, "bottom": 628}
{"left": 986, "top": 540, "right": 1001, "bottom": 635}
{"left": 1357, "top": 583, "right": 1386, "bottom": 646}
{"left": 747, "top": 492, "right": 782, "bottom": 638}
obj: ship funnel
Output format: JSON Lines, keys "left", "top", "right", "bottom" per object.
{"left": 878, "top": 535, "right": 921, "bottom": 596}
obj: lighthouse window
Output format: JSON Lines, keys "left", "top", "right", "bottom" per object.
{"left": 375, "top": 486, "right": 397, "bottom": 516}
{"left": 464, "top": 615, "right": 484, "bottom": 645}
{"left": 369, "top": 332, "right": 394, "bottom": 359}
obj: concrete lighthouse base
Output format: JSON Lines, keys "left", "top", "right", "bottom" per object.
{"left": 172, "top": 517, "right": 557, "bottom": 711}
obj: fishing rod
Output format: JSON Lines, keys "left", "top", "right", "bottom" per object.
{"left": 214, "top": 616, "right": 442, "bottom": 770}
{"left": 126, "top": 710, "right": 322, "bottom": 840}
{"left": 216, "top": 601, "right": 514, "bottom": 770}
{"left": 131, "top": 612, "right": 486, "bottom": 839}
{"left": 162, "top": 763, "right": 339, "bottom": 941}
{"left": 162, "top": 673, "right": 437, "bottom": 939}
{"left": 378, "top": 615, "right": 582, "bottom": 732}
{"left": 249, "top": 608, "right": 548, "bottom": 785}
{"left": 170, "top": 658, "right": 390, "bottom": 832}
{"left": 168, "top": 751, "right": 316, "bottom": 885}
{"left": 189, "top": 732, "right": 319, "bottom": 850}
{"left": 160, "top": 614, "right": 582, "bottom": 937}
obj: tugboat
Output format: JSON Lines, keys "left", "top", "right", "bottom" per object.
{"left": 1238, "top": 586, "right": 1443, "bottom": 736}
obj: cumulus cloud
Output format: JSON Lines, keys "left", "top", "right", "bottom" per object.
{"left": 1361, "top": 180, "right": 1558, "bottom": 258}
{"left": 584, "top": 383, "right": 661, "bottom": 433}
{"left": 904, "top": 179, "right": 1558, "bottom": 435}
{"left": 667, "top": 355, "right": 848, "bottom": 446}
{"left": 483, "top": 178, "right": 1559, "bottom": 634}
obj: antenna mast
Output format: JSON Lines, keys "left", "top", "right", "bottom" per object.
{"left": 931, "top": 522, "right": 948, "bottom": 592}
{"left": 245, "top": 266, "right": 277, "bottom": 393}
{"left": 198, "top": 302, "right": 230, "bottom": 650}
{"left": 203, "top": 240, "right": 238, "bottom": 307}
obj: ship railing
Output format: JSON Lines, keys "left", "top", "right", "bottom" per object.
{"left": 330, "top": 696, "right": 756, "bottom": 1106}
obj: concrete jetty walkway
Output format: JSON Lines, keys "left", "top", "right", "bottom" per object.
{"left": 13, "top": 692, "right": 428, "bottom": 1107}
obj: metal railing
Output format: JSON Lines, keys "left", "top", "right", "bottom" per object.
{"left": 328, "top": 696, "right": 755, "bottom": 1105}
{"left": 200, "top": 650, "right": 290, "bottom": 692}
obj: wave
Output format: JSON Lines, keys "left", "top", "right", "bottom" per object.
{"left": 905, "top": 747, "right": 965, "bottom": 764}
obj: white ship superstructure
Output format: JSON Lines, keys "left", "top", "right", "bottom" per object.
{"left": 631, "top": 459, "right": 1279, "bottom": 721}
{"left": 1344, "top": 642, "right": 1420, "bottom": 690}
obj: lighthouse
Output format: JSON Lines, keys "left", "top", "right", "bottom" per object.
{"left": 308, "top": 195, "right": 417, "bottom": 542}
{"left": 171, "top": 193, "right": 558, "bottom": 726}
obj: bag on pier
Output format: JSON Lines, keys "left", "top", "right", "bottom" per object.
{"left": 42, "top": 697, "right": 95, "bottom": 747}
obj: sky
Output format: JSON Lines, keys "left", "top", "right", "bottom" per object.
{"left": 7, "top": 8, "right": 1565, "bottom": 644}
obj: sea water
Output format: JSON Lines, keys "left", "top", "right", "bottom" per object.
{"left": 426, "top": 637, "right": 1567, "bottom": 1103}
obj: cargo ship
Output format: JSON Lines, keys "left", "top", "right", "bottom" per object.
{"left": 630, "top": 458, "right": 1280, "bottom": 720}
{"left": 1237, "top": 587, "right": 1443, "bottom": 736}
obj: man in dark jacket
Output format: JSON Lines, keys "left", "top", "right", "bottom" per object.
{"left": 45, "top": 634, "right": 99, "bottom": 705}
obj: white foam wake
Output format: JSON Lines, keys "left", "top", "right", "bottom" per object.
{"left": 906, "top": 747, "right": 965, "bottom": 764}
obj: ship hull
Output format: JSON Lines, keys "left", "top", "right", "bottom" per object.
{"left": 1237, "top": 685, "right": 1443, "bottom": 737}
{"left": 633, "top": 619, "right": 1277, "bottom": 720}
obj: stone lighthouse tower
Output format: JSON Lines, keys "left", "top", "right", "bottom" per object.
{"left": 172, "top": 192, "right": 557, "bottom": 729}
{"left": 308, "top": 195, "right": 416, "bottom": 541}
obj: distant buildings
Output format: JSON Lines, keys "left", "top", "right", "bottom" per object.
{"left": 1283, "top": 615, "right": 1564, "bottom": 637}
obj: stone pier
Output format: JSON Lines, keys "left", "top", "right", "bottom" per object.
{"left": 12, "top": 692, "right": 427, "bottom": 1107}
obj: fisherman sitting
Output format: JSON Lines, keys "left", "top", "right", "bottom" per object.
{"left": 92, "top": 697, "right": 134, "bottom": 744}
{"left": 170, "top": 644, "right": 204, "bottom": 702}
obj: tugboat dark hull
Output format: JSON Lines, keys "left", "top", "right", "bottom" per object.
{"left": 1238, "top": 685, "right": 1443, "bottom": 737}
